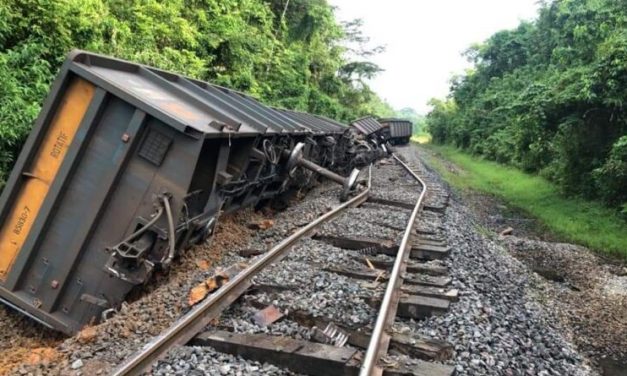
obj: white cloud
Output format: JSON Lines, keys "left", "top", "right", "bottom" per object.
{"left": 329, "top": 0, "right": 539, "bottom": 114}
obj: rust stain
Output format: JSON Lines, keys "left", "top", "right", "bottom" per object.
{"left": 162, "top": 101, "right": 202, "bottom": 123}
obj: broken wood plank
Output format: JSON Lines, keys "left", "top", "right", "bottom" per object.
{"left": 397, "top": 294, "right": 451, "bottom": 319}
{"left": 401, "top": 285, "right": 459, "bottom": 302}
{"left": 315, "top": 234, "right": 451, "bottom": 260}
{"left": 191, "top": 330, "right": 357, "bottom": 376}
{"left": 325, "top": 267, "right": 450, "bottom": 288}
{"left": 288, "top": 310, "right": 454, "bottom": 362}
{"left": 390, "top": 332, "right": 454, "bottom": 361}
{"left": 367, "top": 196, "right": 415, "bottom": 210}
{"left": 369, "top": 295, "right": 450, "bottom": 319}
{"left": 414, "top": 228, "right": 438, "bottom": 236}
{"left": 403, "top": 273, "right": 451, "bottom": 287}
{"left": 416, "top": 236, "right": 447, "bottom": 244}
{"left": 250, "top": 283, "right": 296, "bottom": 294}
{"left": 397, "top": 294, "right": 450, "bottom": 319}
{"left": 354, "top": 257, "right": 448, "bottom": 276}
{"left": 414, "top": 238, "right": 448, "bottom": 247}
{"left": 191, "top": 330, "right": 454, "bottom": 376}
{"left": 423, "top": 204, "right": 447, "bottom": 214}
{"left": 410, "top": 243, "right": 451, "bottom": 260}
{"left": 313, "top": 234, "right": 396, "bottom": 250}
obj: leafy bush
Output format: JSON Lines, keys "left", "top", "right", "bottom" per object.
{"left": 594, "top": 135, "right": 627, "bottom": 208}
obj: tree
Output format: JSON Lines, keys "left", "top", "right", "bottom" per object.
{"left": 425, "top": 0, "right": 626, "bottom": 210}
{"left": 0, "top": 0, "right": 389, "bottom": 187}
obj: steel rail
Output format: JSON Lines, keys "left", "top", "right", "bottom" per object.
{"left": 359, "top": 154, "right": 427, "bottom": 376}
{"left": 112, "top": 165, "right": 372, "bottom": 376}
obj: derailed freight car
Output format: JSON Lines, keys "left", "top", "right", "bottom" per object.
{"left": 350, "top": 116, "right": 391, "bottom": 153}
{"left": 0, "top": 51, "right": 383, "bottom": 334}
{"left": 378, "top": 118, "right": 413, "bottom": 145}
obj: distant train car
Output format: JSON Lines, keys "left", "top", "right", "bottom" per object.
{"left": 378, "top": 118, "right": 413, "bottom": 145}
{"left": 349, "top": 116, "right": 390, "bottom": 150}
{"left": 0, "top": 51, "right": 382, "bottom": 334}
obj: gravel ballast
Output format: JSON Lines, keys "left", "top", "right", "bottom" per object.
{"left": 4, "top": 145, "right": 615, "bottom": 376}
{"left": 152, "top": 160, "right": 423, "bottom": 374}
{"left": 400, "top": 145, "right": 597, "bottom": 375}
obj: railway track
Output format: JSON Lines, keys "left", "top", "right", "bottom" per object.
{"left": 113, "top": 153, "right": 456, "bottom": 376}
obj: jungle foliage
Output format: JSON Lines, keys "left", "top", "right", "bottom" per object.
{"left": 0, "top": 0, "right": 393, "bottom": 186}
{"left": 426, "top": 0, "right": 627, "bottom": 211}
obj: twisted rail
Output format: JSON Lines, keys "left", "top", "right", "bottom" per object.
{"left": 359, "top": 154, "right": 427, "bottom": 376}
{"left": 113, "top": 166, "right": 372, "bottom": 376}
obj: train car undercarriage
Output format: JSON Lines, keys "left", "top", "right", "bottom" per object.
{"left": 0, "top": 51, "right": 386, "bottom": 334}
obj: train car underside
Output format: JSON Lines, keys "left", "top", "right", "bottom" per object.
{"left": 0, "top": 51, "right": 384, "bottom": 334}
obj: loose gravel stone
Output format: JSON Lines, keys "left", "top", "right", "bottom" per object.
{"left": 7, "top": 147, "right": 611, "bottom": 376}
{"left": 396, "top": 145, "right": 596, "bottom": 376}
{"left": 70, "top": 359, "right": 83, "bottom": 370}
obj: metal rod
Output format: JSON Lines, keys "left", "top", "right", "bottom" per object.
{"left": 359, "top": 155, "right": 427, "bottom": 376}
{"left": 162, "top": 195, "right": 177, "bottom": 266}
{"left": 112, "top": 166, "right": 372, "bottom": 376}
{"left": 298, "top": 157, "right": 346, "bottom": 185}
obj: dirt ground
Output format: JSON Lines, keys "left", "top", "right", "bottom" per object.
{"left": 0, "top": 208, "right": 265, "bottom": 376}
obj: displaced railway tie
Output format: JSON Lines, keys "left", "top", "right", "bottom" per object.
{"left": 113, "top": 156, "right": 457, "bottom": 376}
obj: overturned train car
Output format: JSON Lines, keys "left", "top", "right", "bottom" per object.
{"left": 349, "top": 116, "right": 392, "bottom": 154}
{"left": 0, "top": 51, "right": 384, "bottom": 334}
{"left": 378, "top": 118, "right": 413, "bottom": 145}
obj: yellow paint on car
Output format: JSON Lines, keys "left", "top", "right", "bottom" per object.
{"left": 0, "top": 78, "right": 95, "bottom": 281}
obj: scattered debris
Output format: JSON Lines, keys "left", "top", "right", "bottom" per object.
{"left": 252, "top": 305, "right": 285, "bottom": 327}
{"left": 239, "top": 248, "right": 265, "bottom": 257}
{"left": 248, "top": 219, "right": 275, "bottom": 230}
{"left": 25, "top": 348, "right": 58, "bottom": 365}
{"left": 76, "top": 326, "right": 98, "bottom": 344}
{"left": 311, "top": 323, "right": 349, "bottom": 347}
{"left": 196, "top": 260, "right": 211, "bottom": 271}
{"left": 188, "top": 284, "right": 210, "bottom": 307}
{"left": 365, "top": 257, "right": 375, "bottom": 270}
{"left": 499, "top": 226, "right": 514, "bottom": 236}
{"left": 188, "top": 272, "right": 230, "bottom": 306}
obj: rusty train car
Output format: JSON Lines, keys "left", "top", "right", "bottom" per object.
{"left": 350, "top": 116, "right": 390, "bottom": 152}
{"left": 378, "top": 118, "right": 413, "bottom": 145}
{"left": 350, "top": 116, "right": 414, "bottom": 147}
{"left": 0, "top": 51, "right": 384, "bottom": 334}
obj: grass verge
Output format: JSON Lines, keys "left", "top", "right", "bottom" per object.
{"left": 411, "top": 132, "right": 432, "bottom": 144}
{"left": 420, "top": 143, "right": 627, "bottom": 258}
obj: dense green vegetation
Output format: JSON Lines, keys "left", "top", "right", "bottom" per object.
{"left": 423, "top": 143, "right": 627, "bottom": 257}
{"left": 426, "top": 0, "right": 627, "bottom": 213}
{"left": 0, "top": 0, "right": 396, "bottom": 187}
{"left": 395, "top": 107, "right": 426, "bottom": 136}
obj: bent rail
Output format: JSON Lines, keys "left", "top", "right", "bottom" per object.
{"left": 359, "top": 154, "right": 427, "bottom": 376}
{"left": 113, "top": 166, "right": 372, "bottom": 376}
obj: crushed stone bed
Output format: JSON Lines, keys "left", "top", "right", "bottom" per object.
{"left": 404, "top": 145, "right": 597, "bottom": 375}
{"left": 5, "top": 146, "right": 614, "bottom": 375}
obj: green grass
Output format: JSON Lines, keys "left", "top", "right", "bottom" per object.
{"left": 420, "top": 143, "right": 627, "bottom": 258}
{"left": 411, "top": 132, "right": 432, "bottom": 144}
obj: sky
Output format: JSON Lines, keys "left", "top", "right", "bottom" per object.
{"left": 328, "top": 0, "right": 540, "bottom": 114}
